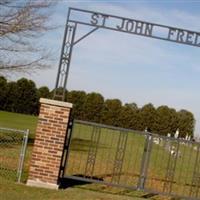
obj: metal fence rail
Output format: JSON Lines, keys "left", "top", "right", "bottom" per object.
{"left": 0, "top": 127, "right": 29, "bottom": 183}
{"left": 63, "top": 120, "right": 200, "bottom": 200}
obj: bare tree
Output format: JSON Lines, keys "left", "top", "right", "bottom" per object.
{"left": 0, "top": 0, "right": 56, "bottom": 73}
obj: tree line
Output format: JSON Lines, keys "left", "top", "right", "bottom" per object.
{"left": 0, "top": 76, "right": 195, "bottom": 137}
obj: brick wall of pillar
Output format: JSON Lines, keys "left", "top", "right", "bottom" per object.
{"left": 27, "top": 98, "right": 72, "bottom": 189}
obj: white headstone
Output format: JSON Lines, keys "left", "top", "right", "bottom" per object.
{"left": 175, "top": 129, "right": 179, "bottom": 139}
{"left": 185, "top": 134, "right": 188, "bottom": 140}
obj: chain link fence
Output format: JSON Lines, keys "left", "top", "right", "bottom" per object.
{"left": 0, "top": 127, "right": 29, "bottom": 183}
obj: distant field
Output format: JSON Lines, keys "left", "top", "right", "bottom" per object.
{"left": 0, "top": 111, "right": 38, "bottom": 138}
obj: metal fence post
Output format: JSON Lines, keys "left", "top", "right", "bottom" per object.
{"left": 190, "top": 144, "right": 200, "bottom": 198}
{"left": 137, "top": 132, "right": 153, "bottom": 190}
{"left": 59, "top": 118, "right": 74, "bottom": 180}
{"left": 163, "top": 140, "right": 180, "bottom": 194}
{"left": 17, "top": 129, "right": 29, "bottom": 183}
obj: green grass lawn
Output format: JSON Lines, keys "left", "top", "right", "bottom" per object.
{"left": 0, "top": 111, "right": 38, "bottom": 139}
{"left": 0, "top": 179, "right": 148, "bottom": 200}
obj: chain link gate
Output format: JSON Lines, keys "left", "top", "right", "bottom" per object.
{"left": 61, "top": 120, "right": 200, "bottom": 200}
{"left": 0, "top": 127, "right": 29, "bottom": 183}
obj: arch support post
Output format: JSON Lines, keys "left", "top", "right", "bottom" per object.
{"left": 27, "top": 98, "right": 72, "bottom": 189}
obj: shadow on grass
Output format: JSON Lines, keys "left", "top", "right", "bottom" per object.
{"left": 59, "top": 175, "right": 103, "bottom": 189}
{"left": 28, "top": 138, "right": 34, "bottom": 145}
{"left": 70, "top": 138, "right": 109, "bottom": 153}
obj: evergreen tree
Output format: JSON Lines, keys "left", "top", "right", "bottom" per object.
{"left": 177, "top": 110, "right": 195, "bottom": 137}
{"left": 140, "top": 103, "right": 157, "bottom": 132}
{"left": 15, "top": 78, "right": 39, "bottom": 114}
{"left": 83, "top": 92, "right": 104, "bottom": 122}
{"left": 119, "top": 103, "right": 139, "bottom": 129}
{"left": 67, "top": 90, "right": 86, "bottom": 120}
{"left": 4, "top": 81, "right": 18, "bottom": 112}
{"left": 102, "top": 99, "right": 122, "bottom": 126}
{"left": 155, "top": 106, "right": 169, "bottom": 135}
{"left": 38, "top": 86, "right": 50, "bottom": 99}
{"left": 0, "top": 76, "right": 7, "bottom": 110}
{"left": 168, "top": 108, "right": 179, "bottom": 134}
{"left": 155, "top": 106, "right": 178, "bottom": 135}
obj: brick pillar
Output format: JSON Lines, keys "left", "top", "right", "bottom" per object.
{"left": 27, "top": 98, "right": 72, "bottom": 189}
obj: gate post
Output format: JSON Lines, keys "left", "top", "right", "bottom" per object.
{"left": 138, "top": 132, "right": 153, "bottom": 190}
{"left": 27, "top": 98, "right": 72, "bottom": 189}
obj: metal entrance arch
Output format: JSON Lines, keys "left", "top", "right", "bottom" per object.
{"left": 53, "top": 7, "right": 200, "bottom": 101}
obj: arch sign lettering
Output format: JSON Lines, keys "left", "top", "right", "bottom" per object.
{"left": 53, "top": 7, "right": 200, "bottom": 100}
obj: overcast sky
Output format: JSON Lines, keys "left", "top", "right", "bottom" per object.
{"left": 12, "top": 1, "right": 200, "bottom": 137}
